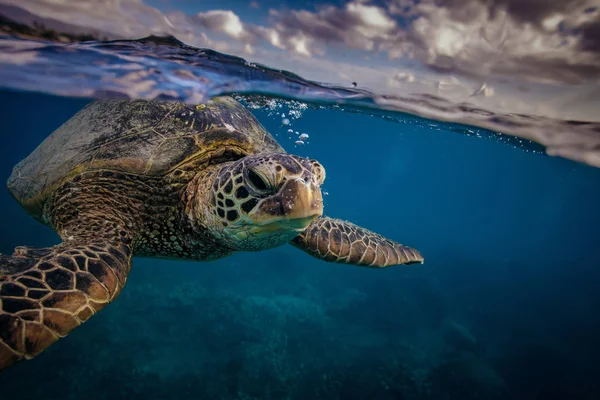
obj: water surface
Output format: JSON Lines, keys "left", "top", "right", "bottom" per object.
{"left": 1, "top": 0, "right": 600, "bottom": 168}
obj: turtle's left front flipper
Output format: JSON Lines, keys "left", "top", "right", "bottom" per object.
{"left": 291, "top": 217, "right": 423, "bottom": 267}
{"left": 0, "top": 240, "right": 132, "bottom": 372}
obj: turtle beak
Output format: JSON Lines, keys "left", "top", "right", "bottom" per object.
{"left": 249, "top": 177, "right": 323, "bottom": 232}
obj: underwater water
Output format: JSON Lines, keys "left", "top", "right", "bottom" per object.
{"left": 0, "top": 89, "right": 600, "bottom": 400}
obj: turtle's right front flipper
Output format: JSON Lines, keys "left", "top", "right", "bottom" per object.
{"left": 0, "top": 240, "right": 132, "bottom": 372}
{"left": 291, "top": 217, "right": 423, "bottom": 267}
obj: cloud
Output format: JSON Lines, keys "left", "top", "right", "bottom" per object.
{"left": 191, "top": 1, "right": 403, "bottom": 57}
{"left": 266, "top": 2, "right": 401, "bottom": 54}
{"left": 193, "top": 10, "right": 248, "bottom": 40}
{"left": 184, "top": 0, "right": 600, "bottom": 84}
{"left": 400, "top": 0, "right": 600, "bottom": 83}
{"left": 6, "top": 0, "right": 598, "bottom": 84}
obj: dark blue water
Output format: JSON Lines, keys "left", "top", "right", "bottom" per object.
{"left": 1, "top": 89, "right": 600, "bottom": 400}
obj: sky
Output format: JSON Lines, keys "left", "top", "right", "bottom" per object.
{"left": 1, "top": 0, "right": 599, "bottom": 122}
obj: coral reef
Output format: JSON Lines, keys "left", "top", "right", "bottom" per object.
{"left": 0, "top": 259, "right": 444, "bottom": 399}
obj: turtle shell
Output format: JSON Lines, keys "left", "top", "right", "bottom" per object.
{"left": 7, "top": 96, "right": 283, "bottom": 219}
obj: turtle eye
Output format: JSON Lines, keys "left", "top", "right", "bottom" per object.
{"left": 247, "top": 169, "right": 270, "bottom": 192}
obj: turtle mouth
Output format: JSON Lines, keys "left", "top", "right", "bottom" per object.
{"left": 253, "top": 214, "right": 319, "bottom": 233}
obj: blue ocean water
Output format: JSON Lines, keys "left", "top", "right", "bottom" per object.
{"left": 1, "top": 88, "right": 600, "bottom": 400}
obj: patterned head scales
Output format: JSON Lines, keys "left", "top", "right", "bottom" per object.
{"left": 205, "top": 153, "right": 326, "bottom": 250}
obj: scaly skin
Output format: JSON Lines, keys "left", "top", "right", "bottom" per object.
{"left": 291, "top": 218, "right": 424, "bottom": 267}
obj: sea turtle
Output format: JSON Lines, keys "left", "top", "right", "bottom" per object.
{"left": 0, "top": 96, "right": 423, "bottom": 372}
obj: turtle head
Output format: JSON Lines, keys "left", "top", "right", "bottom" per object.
{"left": 203, "top": 153, "right": 325, "bottom": 250}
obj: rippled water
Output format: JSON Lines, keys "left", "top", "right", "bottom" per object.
{"left": 1, "top": 32, "right": 599, "bottom": 168}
